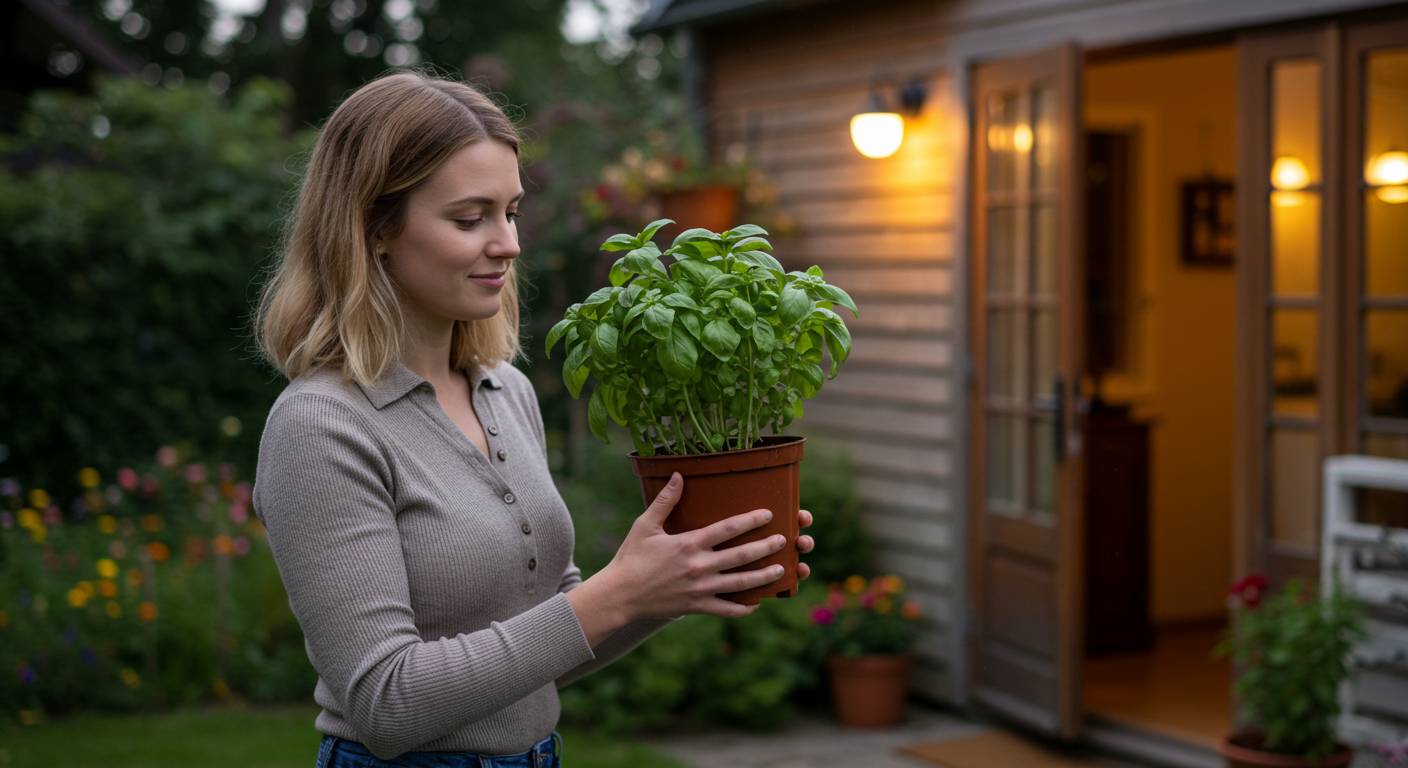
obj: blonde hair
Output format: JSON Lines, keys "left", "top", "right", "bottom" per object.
{"left": 254, "top": 69, "right": 524, "bottom": 389}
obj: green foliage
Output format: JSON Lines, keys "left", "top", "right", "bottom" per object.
{"left": 807, "top": 575, "right": 922, "bottom": 658}
{"left": 1214, "top": 577, "right": 1368, "bottom": 760}
{"left": 545, "top": 220, "right": 859, "bottom": 456}
{"left": 0, "top": 447, "right": 313, "bottom": 718}
{"left": 0, "top": 76, "right": 311, "bottom": 501}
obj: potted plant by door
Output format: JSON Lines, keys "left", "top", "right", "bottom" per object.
{"left": 809, "top": 574, "right": 922, "bottom": 727}
{"left": 546, "top": 218, "right": 858, "bottom": 605}
{"left": 1214, "top": 575, "right": 1368, "bottom": 768}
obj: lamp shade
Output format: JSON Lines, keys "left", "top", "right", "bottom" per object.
{"left": 850, "top": 112, "right": 904, "bottom": 159}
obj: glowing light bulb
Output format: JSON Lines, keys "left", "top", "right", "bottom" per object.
{"left": 850, "top": 112, "right": 904, "bottom": 159}
{"left": 1366, "top": 150, "right": 1408, "bottom": 204}
{"left": 1270, "top": 156, "right": 1310, "bottom": 191}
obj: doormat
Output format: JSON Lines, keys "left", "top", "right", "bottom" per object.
{"left": 899, "top": 731, "right": 1114, "bottom": 767}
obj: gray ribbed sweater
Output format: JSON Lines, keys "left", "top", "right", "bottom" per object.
{"left": 252, "top": 358, "right": 672, "bottom": 759}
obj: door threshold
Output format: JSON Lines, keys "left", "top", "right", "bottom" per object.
{"left": 1084, "top": 714, "right": 1222, "bottom": 768}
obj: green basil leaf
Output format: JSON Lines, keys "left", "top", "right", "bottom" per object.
{"left": 623, "top": 300, "right": 649, "bottom": 326}
{"left": 661, "top": 293, "right": 700, "bottom": 311}
{"left": 779, "top": 285, "right": 812, "bottom": 326}
{"left": 732, "top": 236, "right": 773, "bottom": 251}
{"left": 544, "top": 317, "right": 573, "bottom": 358}
{"left": 671, "top": 227, "right": 720, "bottom": 248}
{"left": 657, "top": 325, "right": 698, "bottom": 380}
{"left": 631, "top": 428, "right": 656, "bottom": 458}
{"left": 678, "top": 310, "right": 702, "bottom": 340}
{"left": 617, "top": 283, "right": 642, "bottom": 307}
{"left": 608, "top": 258, "right": 631, "bottom": 287}
{"left": 643, "top": 304, "right": 675, "bottom": 341}
{"left": 704, "top": 273, "right": 743, "bottom": 295}
{"left": 752, "top": 319, "right": 776, "bottom": 351}
{"left": 672, "top": 258, "right": 719, "bottom": 285}
{"left": 702, "top": 318, "right": 741, "bottom": 361}
{"left": 736, "top": 249, "right": 785, "bottom": 275}
{"left": 583, "top": 286, "right": 615, "bottom": 307}
{"left": 588, "top": 386, "right": 610, "bottom": 443}
{"left": 820, "top": 283, "right": 859, "bottom": 317}
{"left": 624, "top": 248, "right": 657, "bottom": 275}
{"left": 600, "top": 233, "right": 637, "bottom": 252}
{"left": 724, "top": 224, "right": 768, "bottom": 240}
{"left": 806, "top": 265, "right": 825, "bottom": 278}
{"left": 639, "top": 218, "right": 674, "bottom": 244}
{"left": 592, "top": 323, "right": 620, "bottom": 364}
{"left": 563, "top": 342, "right": 591, "bottom": 397}
{"left": 727, "top": 296, "right": 757, "bottom": 325}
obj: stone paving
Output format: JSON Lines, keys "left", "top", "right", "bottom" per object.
{"left": 638, "top": 704, "right": 1141, "bottom": 768}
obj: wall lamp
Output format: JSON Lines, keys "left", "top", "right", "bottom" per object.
{"left": 1366, "top": 149, "right": 1408, "bottom": 204}
{"left": 850, "top": 78, "right": 928, "bottom": 159}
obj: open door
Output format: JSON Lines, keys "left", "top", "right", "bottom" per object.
{"left": 967, "top": 44, "right": 1086, "bottom": 739}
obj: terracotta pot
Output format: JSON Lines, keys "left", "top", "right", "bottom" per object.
{"left": 627, "top": 435, "right": 803, "bottom": 605}
{"left": 652, "top": 183, "right": 740, "bottom": 246}
{"left": 826, "top": 653, "right": 914, "bottom": 728}
{"left": 1218, "top": 731, "right": 1354, "bottom": 768}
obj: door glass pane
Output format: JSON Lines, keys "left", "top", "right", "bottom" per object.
{"left": 1032, "top": 84, "right": 1058, "bottom": 193}
{"left": 1366, "top": 310, "right": 1408, "bottom": 420}
{"left": 1271, "top": 59, "right": 1321, "bottom": 189}
{"left": 988, "top": 310, "right": 1022, "bottom": 398}
{"left": 1364, "top": 49, "right": 1408, "bottom": 225}
{"left": 988, "top": 206, "right": 1018, "bottom": 294}
{"left": 987, "top": 414, "right": 1022, "bottom": 507}
{"left": 1269, "top": 427, "right": 1318, "bottom": 550}
{"left": 1032, "top": 311, "right": 1057, "bottom": 399}
{"left": 1366, "top": 192, "right": 1408, "bottom": 298}
{"left": 1357, "top": 433, "right": 1408, "bottom": 530}
{"left": 1271, "top": 192, "right": 1320, "bottom": 296}
{"left": 987, "top": 91, "right": 1021, "bottom": 194}
{"left": 1032, "top": 203, "right": 1058, "bottom": 296}
{"left": 1271, "top": 310, "right": 1318, "bottom": 418}
{"left": 1031, "top": 418, "right": 1055, "bottom": 514}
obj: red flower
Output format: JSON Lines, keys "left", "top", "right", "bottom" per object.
{"left": 1229, "top": 574, "right": 1270, "bottom": 609}
{"left": 810, "top": 606, "right": 835, "bottom": 625}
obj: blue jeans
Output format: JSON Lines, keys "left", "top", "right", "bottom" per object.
{"left": 314, "top": 731, "right": 562, "bottom": 768}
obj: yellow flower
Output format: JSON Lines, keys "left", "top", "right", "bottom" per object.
{"left": 211, "top": 677, "right": 231, "bottom": 699}
{"left": 882, "top": 575, "right": 905, "bottom": 595}
{"left": 18, "top": 508, "right": 40, "bottom": 529}
{"left": 213, "top": 535, "right": 234, "bottom": 556}
{"left": 78, "top": 467, "right": 101, "bottom": 489}
{"left": 28, "top": 526, "right": 46, "bottom": 544}
{"left": 874, "top": 596, "right": 893, "bottom": 614}
{"left": 138, "top": 601, "right": 158, "bottom": 622}
{"left": 844, "top": 575, "right": 867, "bottom": 594}
{"left": 28, "top": 489, "right": 50, "bottom": 509}
{"left": 141, "top": 514, "right": 164, "bottom": 533}
{"left": 97, "top": 515, "right": 118, "bottom": 534}
{"left": 96, "top": 558, "right": 119, "bottom": 579}
{"left": 119, "top": 668, "right": 141, "bottom": 688}
{"left": 105, "top": 601, "right": 122, "bottom": 619}
{"left": 67, "top": 587, "right": 89, "bottom": 608}
{"left": 220, "top": 416, "right": 242, "bottom": 437}
{"left": 98, "top": 579, "right": 118, "bottom": 598}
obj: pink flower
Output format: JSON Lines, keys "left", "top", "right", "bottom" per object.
{"left": 229, "top": 502, "right": 248, "bottom": 525}
{"left": 0, "top": 512, "right": 11, "bottom": 529}
{"left": 217, "top": 463, "right": 235, "bottom": 483}
{"left": 156, "top": 446, "right": 178, "bottom": 468}
{"left": 234, "top": 482, "right": 251, "bottom": 504}
{"left": 184, "top": 463, "right": 207, "bottom": 485}
{"left": 860, "top": 593, "right": 876, "bottom": 609}
{"left": 140, "top": 475, "right": 160, "bottom": 499}
{"left": 116, "top": 468, "right": 139, "bottom": 492}
{"left": 233, "top": 536, "right": 250, "bottom": 556}
{"left": 108, "top": 540, "right": 127, "bottom": 558}
{"left": 811, "top": 606, "right": 835, "bottom": 625}
{"left": 42, "top": 506, "right": 61, "bottom": 526}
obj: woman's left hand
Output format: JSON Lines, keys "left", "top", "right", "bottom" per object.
{"left": 797, "top": 508, "right": 816, "bottom": 580}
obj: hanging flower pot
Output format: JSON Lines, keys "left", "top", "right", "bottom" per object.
{"left": 651, "top": 184, "right": 740, "bottom": 247}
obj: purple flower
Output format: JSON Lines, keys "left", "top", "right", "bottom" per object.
{"left": 0, "top": 478, "right": 19, "bottom": 497}
{"left": 0, "top": 512, "right": 12, "bottom": 529}
{"left": 17, "top": 663, "right": 35, "bottom": 686}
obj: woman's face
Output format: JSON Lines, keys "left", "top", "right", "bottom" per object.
{"left": 378, "top": 139, "right": 522, "bottom": 325}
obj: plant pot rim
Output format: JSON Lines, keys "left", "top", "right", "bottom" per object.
{"left": 627, "top": 434, "right": 805, "bottom": 465}
{"left": 1218, "top": 730, "right": 1354, "bottom": 766}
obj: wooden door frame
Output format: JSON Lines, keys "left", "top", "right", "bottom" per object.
{"left": 965, "top": 43, "right": 1085, "bottom": 739}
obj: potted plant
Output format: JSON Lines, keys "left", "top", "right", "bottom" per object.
{"left": 1214, "top": 574, "right": 1368, "bottom": 768}
{"left": 545, "top": 218, "right": 858, "bottom": 605}
{"left": 809, "top": 574, "right": 922, "bottom": 727}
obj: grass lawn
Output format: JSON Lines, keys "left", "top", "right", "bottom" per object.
{"left": 0, "top": 704, "right": 688, "bottom": 768}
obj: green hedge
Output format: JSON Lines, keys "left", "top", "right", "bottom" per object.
{"left": 0, "top": 76, "right": 310, "bottom": 500}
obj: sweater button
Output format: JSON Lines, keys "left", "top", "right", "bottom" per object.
{"left": 528, "top": 557, "right": 537, "bottom": 570}
{"left": 521, "top": 522, "right": 532, "bottom": 535}
{"left": 487, "top": 425, "right": 500, "bottom": 436}
{"left": 496, "top": 448, "right": 507, "bottom": 461}
{"left": 503, "top": 491, "right": 516, "bottom": 504}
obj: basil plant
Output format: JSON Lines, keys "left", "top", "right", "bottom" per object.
{"left": 546, "top": 219, "right": 858, "bottom": 457}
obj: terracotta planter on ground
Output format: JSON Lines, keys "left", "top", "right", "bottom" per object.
{"left": 826, "top": 653, "right": 914, "bottom": 728}
{"left": 1218, "top": 731, "right": 1354, "bottom": 768}
{"left": 628, "top": 435, "right": 803, "bottom": 605}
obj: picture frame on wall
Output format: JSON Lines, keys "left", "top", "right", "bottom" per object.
{"left": 1180, "top": 177, "right": 1235, "bottom": 267}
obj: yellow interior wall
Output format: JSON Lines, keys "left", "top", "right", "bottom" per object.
{"left": 1085, "top": 46, "right": 1238, "bottom": 624}
{"left": 1366, "top": 51, "right": 1408, "bottom": 411}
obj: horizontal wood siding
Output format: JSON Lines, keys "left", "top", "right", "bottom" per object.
{"left": 702, "top": 0, "right": 961, "bottom": 705}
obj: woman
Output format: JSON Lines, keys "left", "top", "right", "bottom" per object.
{"left": 251, "top": 70, "right": 817, "bottom": 768}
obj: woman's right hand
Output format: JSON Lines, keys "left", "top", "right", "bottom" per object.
{"left": 603, "top": 471, "right": 786, "bottom": 621}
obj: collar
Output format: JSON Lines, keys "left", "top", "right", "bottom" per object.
{"left": 358, "top": 359, "right": 503, "bottom": 410}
